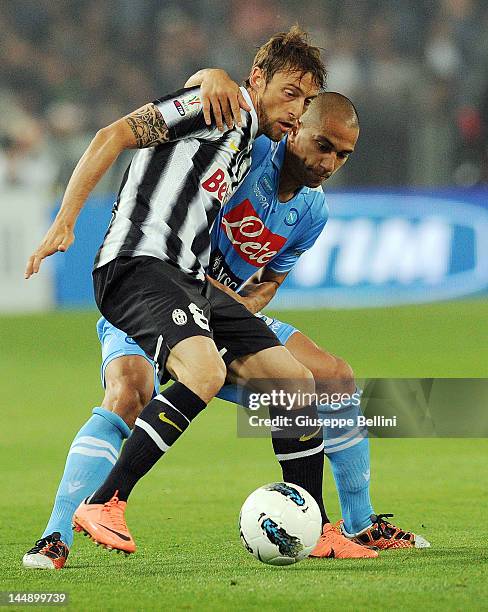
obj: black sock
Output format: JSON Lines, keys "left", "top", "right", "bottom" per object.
{"left": 270, "top": 404, "right": 328, "bottom": 525}
{"left": 89, "top": 382, "right": 206, "bottom": 503}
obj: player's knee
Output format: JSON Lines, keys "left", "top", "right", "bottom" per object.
{"left": 280, "top": 361, "right": 315, "bottom": 408}
{"left": 177, "top": 355, "right": 226, "bottom": 402}
{"left": 335, "top": 357, "right": 355, "bottom": 388}
{"left": 295, "top": 362, "right": 314, "bottom": 384}
{"left": 239, "top": 348, "right": 315, "bottom": 402}
{"left": 102, "top": 372, "right": 154, "bottom": 428}
{"left": 332, "top": 357, "right": 355, "bottom": 394}
{"left": 271, "top": 349, "right": 315, "bottom": 384}
{"left": 313, "top": 353, "right": 355, "bottom": 396}
{"left": 297, "top": 363, "right": 315, "bottom": 404}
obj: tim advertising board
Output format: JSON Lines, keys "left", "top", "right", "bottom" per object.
{"left": 273, "top": 189, "right": 488, "bottom": 309}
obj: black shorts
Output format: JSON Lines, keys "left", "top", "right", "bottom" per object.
{"left": 93, "top": 256, "right": 280, "bottom": 379}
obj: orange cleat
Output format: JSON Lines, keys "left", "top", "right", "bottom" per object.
{"left": 345, "top": 514, "right": 431, "bottom": 550}
{"left": 309, "top": 521, "right": 378, "bottom": 559}
{"left": 22, "top": 532, "right": 69, "bottom": 570}
{"left": 73, "top": 492, "right": 136, "bottom": 554}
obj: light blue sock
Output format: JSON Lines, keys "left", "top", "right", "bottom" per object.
{"left": 326, "top": 437, "right": 374, "bottom": 534}
{"left": 319, "top": 391, "right": 375, "bottom": 534}
{"left": 42, "top": 407, "right": 131, "bottom": 546}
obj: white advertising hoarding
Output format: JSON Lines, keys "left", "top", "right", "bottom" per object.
{"left": 0, "top": 187, "right": 53, "bottom": 312}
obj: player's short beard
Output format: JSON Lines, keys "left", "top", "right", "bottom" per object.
{"left": 258, "top": 105, "right": 279, "bottom": 142}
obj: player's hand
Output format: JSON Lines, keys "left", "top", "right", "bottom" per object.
{"left": 200, "top": 69, "right": 251, "bottom": 131}
{"left": 206, "top": 274, "right": 249, "bottom": 305}
{"left": 206, "top": 275, "right": 258, "bottom": 313}
{"left": 25, "top": 220, "right": 75, "bottom": 279}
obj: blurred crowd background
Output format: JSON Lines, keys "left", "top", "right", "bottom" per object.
{"left": 2, "top": 0, "right": 488, "bottom": 195}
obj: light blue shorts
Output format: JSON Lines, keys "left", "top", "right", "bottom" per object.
{"left": 253, "top": 312, "right": 299, "bottom": 346}
{"left": 97, "top": 314, "right": 300, "bottom": 397}
{"left": 97, "top": 317, "right": 160, "bottom": 391}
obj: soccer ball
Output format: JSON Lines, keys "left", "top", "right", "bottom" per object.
{"left": 239, "top": 482, "right": 322, "bottom": 566}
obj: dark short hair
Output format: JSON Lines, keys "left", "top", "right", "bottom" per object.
{"left": 251, "top": 25, "right": 326, "bottom": 90}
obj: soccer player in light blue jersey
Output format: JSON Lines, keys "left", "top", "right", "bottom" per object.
{"left": 23, "top": 81, "right": 427, "bottom": 569}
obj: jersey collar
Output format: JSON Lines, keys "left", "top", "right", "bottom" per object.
{"left": 271, "top": 136, "right": 287, "bottom": 170}
{"left": 240, "top": 87, "right": 259, "bottom": 140}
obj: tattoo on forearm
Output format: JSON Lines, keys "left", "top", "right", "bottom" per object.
{"left": 125, "top": 104, "right": 169, "bottom": 148}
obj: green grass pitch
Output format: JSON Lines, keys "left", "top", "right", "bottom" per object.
{"left": 1, "top": 300, "right": 487, "bottom": 610}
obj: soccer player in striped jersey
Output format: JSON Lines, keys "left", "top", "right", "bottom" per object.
{"left": 23, "top": 73, "right": 431, "bottom": 568}
{"left": 25, "top": 28, "right": 330, "bottom": 560}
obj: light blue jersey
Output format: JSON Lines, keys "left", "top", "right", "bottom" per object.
{"left": 209, "top": 135, "right": 328, "bottom": 290}
{"left": 97, "top": 135, "right": 328, "bottom": 388}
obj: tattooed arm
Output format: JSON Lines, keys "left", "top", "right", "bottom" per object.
{"left": 25, "top": 103, "right": 170, "bottom": 277}
{"left": 124, "top": 103, "right": 169, "bottom": 147}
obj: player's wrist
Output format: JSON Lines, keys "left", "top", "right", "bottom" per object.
{"left": 240, "top": 296, "right": 260, "bottom": 314}
{"left": 55, "top": 209, "right": 78, "bottom": 229}
{"left": 185, "top": 68, "right": 228, "bottom": 88}
{"left": 201, "top": 69, "right": 235, "bottom": 88}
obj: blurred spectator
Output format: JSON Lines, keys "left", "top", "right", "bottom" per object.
{"left": 1, "top": 0, "right": 488, "bottom": 189}
{"left": 0, "top": 133, "right": 56, "bottom": 191}
{"left": 0, "top": 109, "right": 57, "bottom": 191}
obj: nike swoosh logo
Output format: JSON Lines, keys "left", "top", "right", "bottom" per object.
{"left": 229, "top": 141, "right": 240, "bottom": 152}
{"left": 299, "top": 426, "right": 322, "bottom": 442}
{"left": 68, "top": 483, "right": 83, "bottom": 493}
{"left": 159, "top": 412, "right": 183, "bottom": 433}
{"left": 362, "top": 470, "right": 370, "bottom": 481}
{"left": 96, "top": 523, "right": 131, "bottom": 541}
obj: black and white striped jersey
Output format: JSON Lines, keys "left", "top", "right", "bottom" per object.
{"left": 94, "top": 86, "right": 258, "bottom": 280}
